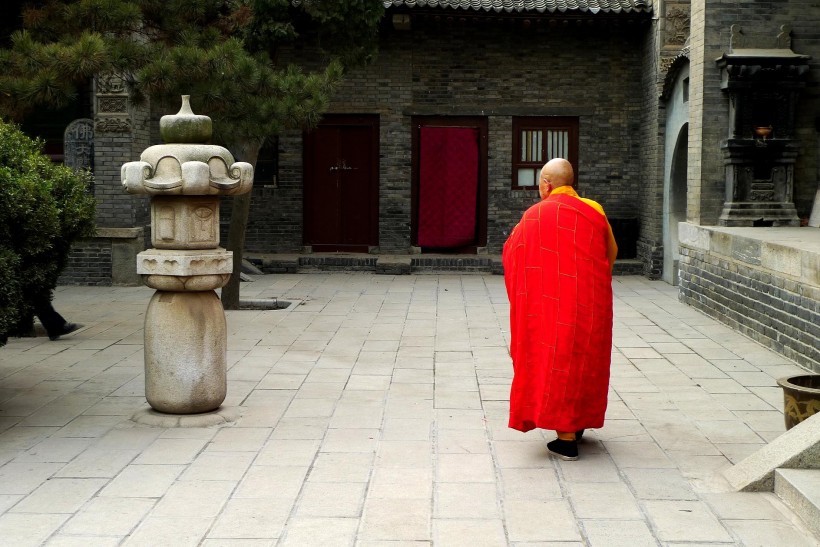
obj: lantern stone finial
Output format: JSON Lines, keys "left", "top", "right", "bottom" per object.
{"left": 160, "top": 95, "right": 213, "bottom": 144}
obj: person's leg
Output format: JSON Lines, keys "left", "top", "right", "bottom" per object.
{"left": 34, "top": 300, "right": 67, "bottom": 339}
{"left": 548, "top": 430, "right": 579, "bottom": 461}
{"left": 34, "top": 297, "right": 82, "bottom": 341}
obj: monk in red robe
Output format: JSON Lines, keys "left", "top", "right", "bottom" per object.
{"left": 503, "top": 158, "right": 618, "bottom": 461}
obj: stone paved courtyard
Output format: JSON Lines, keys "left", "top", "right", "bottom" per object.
{"left": 0, "top": 273, "right": 817, "bottom": 545}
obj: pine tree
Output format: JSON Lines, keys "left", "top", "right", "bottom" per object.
{"left": 0, "top": 0, "right": 385, "bottom": 308}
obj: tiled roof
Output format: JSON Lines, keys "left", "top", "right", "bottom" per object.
{"left": 383, "top": 0, "right": 652, "bottom": 14}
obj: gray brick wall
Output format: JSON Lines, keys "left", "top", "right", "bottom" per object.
{"left": 63, "top": 6, "right": 820, "bottom": 285}
{"left": 234, "top": 131, "right": 306, "bottom": 253}
{"left": 59, "top": 227, "right": 145, "bottom": 286}
{"left": 679, "top": 243, "right": 820, "bottom": 372}
{"left": 93, "top": 101, "right": 151, "bottom": 229}
{"left": 638, "top": 17, "right": 665, "bottom": 278}
{"left": 240, "top": 20, "right": 652, "bottom": 254}
{"left": 64, "top": 98, "right": 152, "bottom": 285}
{"left": 58, "top": 240, "right": 112, "bottom": 286}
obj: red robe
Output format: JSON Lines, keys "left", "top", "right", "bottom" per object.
{"left": 503, "top": 192, "right": 614, "bottom": 433}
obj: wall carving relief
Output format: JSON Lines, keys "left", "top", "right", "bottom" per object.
{"left": 659, "top": 2, "right": 690, "bottom": 97}
{"left": 665, "top": 6, "right": 690, "bottom": 46}
{"left": 95, "top": 72, "right": 131, "bottom": 134}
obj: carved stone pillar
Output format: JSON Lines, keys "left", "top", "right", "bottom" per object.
{"left": 122, "top": 96, "right": 253, "bottom": 414}
{"left": 95, "top": 72, "right": 131, "bottom": 134}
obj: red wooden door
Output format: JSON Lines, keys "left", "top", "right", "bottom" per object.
{"left": 304, "top": 116, "right": 379, "bottom": 251}
{"left": 413, "top": 118, "right": 488, "bottom": 251}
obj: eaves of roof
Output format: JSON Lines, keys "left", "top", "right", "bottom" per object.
{"left": 382, "top": 0, "right": 652, "bottom": 14}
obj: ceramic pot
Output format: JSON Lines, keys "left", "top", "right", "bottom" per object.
{"left": 776, "top": 374, "right": 820, "bottom": 430}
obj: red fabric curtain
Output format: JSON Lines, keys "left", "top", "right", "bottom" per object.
{"left": 418, "top": 126, "right": 478, "bottom": 248}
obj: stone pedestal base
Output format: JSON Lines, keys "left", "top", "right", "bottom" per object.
{"left": 718, "top": 201, "right": 800, "bottom": 227}
{"left": 144, "top": 290, "right": 227, "bottom": 413}
{"left": 132, "top": 406, "right": 241, "bottom": 427}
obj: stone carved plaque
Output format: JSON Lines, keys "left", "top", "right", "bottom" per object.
{"left": 95, "top": 117, "right": 132, "bottom": 134}
{"left": 150, "top": 196, "right": 219, "bottom": 249}
{"left": 98, "top": 97, "right": 128, "bottom": 113}
{"left": 95, "top": 72, "right": 131, "bottom": 133}
{"left": 750, "top": 184, "right": 775, "bottom": 201}
{"left": 665, "top": 6, "right": 690, "bottom": 46}
{"left": 96, "top": 72, "right": 127, "bottom": 94}
{"left": 63, "top": 118, "right": 94, "bottom": 171}
{"left": 191, "top": 206, "right": 216, "bottom": 243}
{"left": 158, "top": 206, "right": 175, "bottom": 241}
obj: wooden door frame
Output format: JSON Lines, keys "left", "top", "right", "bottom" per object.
{"left": 303, "top": 114, "right": 380, "bottom": 251}
{"left": 411, "top": 116, "right": 489, "bottom": 251}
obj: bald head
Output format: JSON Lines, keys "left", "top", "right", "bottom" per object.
{"left": 539, "top": 158, "right": 574, "bottom": 199}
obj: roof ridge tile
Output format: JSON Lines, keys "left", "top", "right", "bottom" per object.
{"left": 381, "top": 0, "right": 653, "bottom": 12}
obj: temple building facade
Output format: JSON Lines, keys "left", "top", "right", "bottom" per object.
{"left": 44, "top": 0, "right": 820, "bottom": 369}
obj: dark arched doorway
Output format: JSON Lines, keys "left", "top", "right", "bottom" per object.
{"left": 665, "top": 124, "right": 688, "bottom": 285}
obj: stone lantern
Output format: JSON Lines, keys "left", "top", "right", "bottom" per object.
{"left": 122, "top": 96, "right": 253, "bottom": 414}
{"left": 715, "top": 26, "right": 811, "bottom": 226}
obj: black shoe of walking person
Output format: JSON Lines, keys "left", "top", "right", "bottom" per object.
{"left": 576, "top": 429, "right": 585, "bottom": 441}
{"left": 49, "top": 322, "right": 83, "bottom": 341}
{"left": 547, "top": 438, "right": 578, "bottom": 461}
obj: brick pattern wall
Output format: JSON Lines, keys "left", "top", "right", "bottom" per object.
{"left": 240, "top": 20, "right": 651, "bottom": 255}
{"left": 679, "top": 244, "right": 820, "bottom": 372}
{"left": 58, "top": 240, "right": 112, "bottom": 286}
{"left": 638, "top": 18, "right": 665, "bottom": 278}
{"left": 94, "top": 134, "right": 140, "bottom": 227}
{"left": 244, "top": 132, "right": 306, "bottom": 252}
{"left": 64, "top": 8, "right": 820, "bottom": 281}
{"left": 64, "top": 99, "right": 152, "bottom": 285}
{"left": 687, "top": 0, "right": 706, "bottom": 225}
{"left": 697, "top": 19, "right": 729, "bottom": 225}
{"left": 93, "top": 101, "right": 151, "bottom": 229}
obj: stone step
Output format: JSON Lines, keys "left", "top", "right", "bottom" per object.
{"left": 248, "top": 254, "right": 643, "bottom": 276}
{"left": 774, "top": 468, "right": 820, "bottom": 539}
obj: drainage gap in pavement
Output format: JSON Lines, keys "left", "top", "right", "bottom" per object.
{"left": 239, "top": 298, "right": 294, "bottom": 310}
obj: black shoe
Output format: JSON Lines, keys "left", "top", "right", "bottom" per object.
{"left": 49, "top": 323, "right": 83, "bottom": 341}
{"left": 576, "top": 429, "right": 585, "bottom": 441}
{"left": 547, "top": 438, "right": 578, "bottom": 461}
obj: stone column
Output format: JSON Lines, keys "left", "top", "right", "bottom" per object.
{"left": 810, "top": 186, "right": 820, "bottom": 228}
{"left": 122, "top": 96, "right": 253, "bottom": 414}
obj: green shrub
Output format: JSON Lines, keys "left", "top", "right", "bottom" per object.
{"left": 0, "top": 120, "right": 96, "bottom": 344}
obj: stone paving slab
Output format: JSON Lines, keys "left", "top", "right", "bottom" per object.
{"left": 0, "top": 274, "right": 817, "bottom": 546}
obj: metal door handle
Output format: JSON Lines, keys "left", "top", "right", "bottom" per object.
{"left": 330, "top": 160, "right": 357, "bottom": 172}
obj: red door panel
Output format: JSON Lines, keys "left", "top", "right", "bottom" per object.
{"left": 339, "top": 126, "right": 374, "bottom": 245}
{"left": 308, "top": 126, "right": 342, "bottom": 241}
{"left": 418, "top": 127, "right": 479, "bottom": 248}
{"left": 304, "top": 116, "right": 378, "bottom": 251}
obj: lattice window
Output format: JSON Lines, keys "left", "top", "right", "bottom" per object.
{"left": 512, "top": 117, "right": 579, "bottom": 189}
